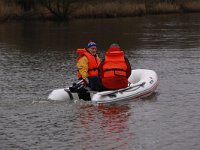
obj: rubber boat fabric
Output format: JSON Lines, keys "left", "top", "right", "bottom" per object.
{"left": 48, "top": 69, "right": 159, "bottom": 104}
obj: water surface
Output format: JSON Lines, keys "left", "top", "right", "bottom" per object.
{"left": 0, "top": 13, "right": 200, "bottom": 150}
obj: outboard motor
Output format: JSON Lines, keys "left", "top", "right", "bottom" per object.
{"left": 69, "top": 80, "right": 91, "bottom": 101}
{"left": 69, "top": 80, "right": 87, "bottom": 93}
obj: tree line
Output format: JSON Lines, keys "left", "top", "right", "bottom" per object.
{"left": 1, "top": 0, "right": 199, "bottom": 21}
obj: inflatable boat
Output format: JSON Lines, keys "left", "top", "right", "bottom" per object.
{"left": 48, "top": 69, "right": 158, "bottom": 104}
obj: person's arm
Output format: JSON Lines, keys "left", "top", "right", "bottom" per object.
{"left": 77, "top": 56, "right": 89, "bottom": 79}
{"left": 98, "top": 58, "right": 104, "bottom": 78}
{"left": 124, "top": 56, "right": 132, "bottom": 78}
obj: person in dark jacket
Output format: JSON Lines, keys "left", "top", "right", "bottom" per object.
{"left": 99, "top": 43, "right": 131, "bottom": 90}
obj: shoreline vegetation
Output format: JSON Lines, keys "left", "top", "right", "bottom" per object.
{"left": 0, "top": 0, "right": 200, "bottom": 21}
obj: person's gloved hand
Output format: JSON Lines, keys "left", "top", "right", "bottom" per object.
{"left": 83, "top": 77, "right": 89, "bottom": 85}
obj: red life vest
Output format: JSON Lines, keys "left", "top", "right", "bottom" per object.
{"left": 100, "top": 47, "right": 129, "bottom": 89}
{"left": 76, "top": 48, "right": 101, "bottom": 78}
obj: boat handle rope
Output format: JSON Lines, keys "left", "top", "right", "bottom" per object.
{"left": 101, "top": 82, "right": 146, "bottom": 97}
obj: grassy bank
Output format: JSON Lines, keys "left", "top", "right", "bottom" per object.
{"left": 0, "top": 0, "right": 200, "bottom": 21}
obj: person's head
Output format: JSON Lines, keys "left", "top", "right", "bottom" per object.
{"left": 109, "top": 43, "right": 120, "bottom": 48}
{"left": 108, "top": 43, "right": 121, "bottom": 52}
{"left": 87, "top": 41, "right": 97, "bottom": 56}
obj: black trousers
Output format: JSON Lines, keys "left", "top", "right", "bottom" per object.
{"left": 78, "top": 92, "right": 91, "bottom": 101}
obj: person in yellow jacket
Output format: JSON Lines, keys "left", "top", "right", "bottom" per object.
{"left": 76, "top": 41, "right": 101, "bottom": 93}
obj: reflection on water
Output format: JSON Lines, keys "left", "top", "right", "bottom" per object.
{"left": 0, "top": 13, "right": 200, "bottom": 52}
{"left": 71, "top": 104, "right": 131, "bottom": 150}
{"left": 1, "top": 13, "right": 200, "bottom": 150}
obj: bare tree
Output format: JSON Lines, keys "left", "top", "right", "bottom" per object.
{"left": 40, "top": 0, "right": 77, "bottom": 20}
{"left": 16, "top": 0, "right": 36, "bottom": 11}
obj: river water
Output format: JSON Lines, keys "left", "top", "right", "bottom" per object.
{"left": 0, "top": 13, "right": 200, "bottom": 150}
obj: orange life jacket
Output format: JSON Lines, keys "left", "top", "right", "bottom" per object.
{"left": 100, "top": 47, "right": 129, "bottom": 89}
{"left": 76, "top": 48, "right": 101, "bottom": 78}
{"left": 101, "top": 48, "right": 127, "bottom": 78}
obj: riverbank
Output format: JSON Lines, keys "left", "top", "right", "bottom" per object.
{"left": 71, "top": 1, "right": 200, "bottom": 18}
{"left": 0, "top": 0, "right": 200, "bottom": 21}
